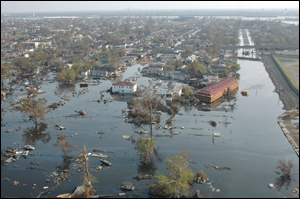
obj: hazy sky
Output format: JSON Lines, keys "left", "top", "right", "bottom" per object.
{"left": 1, "top": 1, "right": 299, "bottom": 13}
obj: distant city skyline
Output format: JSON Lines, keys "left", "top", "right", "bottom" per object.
{"left": 1, "top": 1, "right": 299, "bottom": 13}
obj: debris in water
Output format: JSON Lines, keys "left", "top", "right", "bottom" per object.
{"left": 205, "top": 164, "right": 231, "bottom": 170}
{"left": 214, "top": 132, "right": 220, "bottom": 137}
{"left": 100, "top": 159, "right": 112, "bottom": 166}
{"left": 23, "top": 145, "right": 35, "bottom": 150}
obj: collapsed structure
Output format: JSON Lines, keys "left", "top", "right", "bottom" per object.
{"left": 196, "top": 77, "right": 239, "bottom": 103}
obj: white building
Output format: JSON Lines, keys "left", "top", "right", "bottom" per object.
{"left": 80, "top": 69, "right": 90, "bottom": 77}
{"left": 112, "top": 81, "right": 137, "bottom": 94}
{"left": 166, "top": 85, "right": 182, "bottom": 102}
{"left": 65, "top": 64, "right": 73, "bottom": 69}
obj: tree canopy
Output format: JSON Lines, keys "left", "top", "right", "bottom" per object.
{"left": 149, "top": 154, "right": 194, "bottom": 198}
{"left": 186, "top": 62, "right": 204, "bottom": 78}
{"left": 18, "top": 98, "right": 48, "bottom": 125}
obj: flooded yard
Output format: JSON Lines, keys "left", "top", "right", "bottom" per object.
{"left": 1, "top": 60, "right": 299, "bottom": 198}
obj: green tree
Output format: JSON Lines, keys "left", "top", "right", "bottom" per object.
{"left": 57, "top": 68, "right": 76, "bottom": 84}
{"left": 13, "top": 57, "right": 35, "bottom": 73}
{"left": 186, "top": 62, "right": 204, "bottom": 78}
{"left": 108, "top": 48, "right": 121, "bottom": 67}
{"left": 149, "top": 154, "right": 194, "bottom": 197}
{"left": 227, "top": 63, "right": 241, "bottom": 74}
{"left": 136, "top": 137, "right": 157, "bottom": 162}
{"left": 221, "top": 68, "right": 229, "bottom": 77}
{"left": 18, "top": 98, "right": 48, "bottom": 126}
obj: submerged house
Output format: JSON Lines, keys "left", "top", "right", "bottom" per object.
{"left": 166, "top": 85, "right": 183, "bottom": 102}
{"left": 112, "top": 81, "right": 137, "bottom": 94}
{"left": 195, "top": 77, "right": 239, "bottom": 103}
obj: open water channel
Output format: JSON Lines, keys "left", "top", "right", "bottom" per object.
{"left": 1, "top": 56, "right": 299, "bottom": 197}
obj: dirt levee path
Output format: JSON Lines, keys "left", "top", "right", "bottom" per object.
{"left": 262, "top": 54, "right": 299, "bottom": 156}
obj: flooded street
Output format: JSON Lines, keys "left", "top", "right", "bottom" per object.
{"left": 1, "top": 58, "right": 299, "bottom": 197}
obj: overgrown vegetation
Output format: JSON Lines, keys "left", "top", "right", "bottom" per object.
{"left": 136, "top": 137, "right": 157, "bottom": 162}
{"left": 148, "top": 153, "right": 195, "bottom": 198}
{"left": 18, "top": 97, "right": 49, "bottom": 126}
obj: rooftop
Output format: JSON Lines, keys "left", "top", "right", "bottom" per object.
{"left": 198, "top": 77, "right": 238, "bottom": 96}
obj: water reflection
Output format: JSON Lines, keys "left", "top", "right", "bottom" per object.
{"left": 56, "top": 156, "right": 74, "bottom": 172}
{"left": 22, "top": 122, "right": 50, "bottom": 145}
{"left": 113, "top": 94, "right": 135, "bottom": 102}
{"left": 55, "top": 134, "right": 74, "bottom": 172}
{"left": 275, "top": 174, "right": 294, "bottom": 191}
{"left": 54, "top": 83, "right": 76, "bottom": 98}
{"left": 135, "top": 136, "right": 163, "bottom": 176}
{"left": 137, "top": 156, "right": 158, "bottom": 176}
{"left": 137, "top": 147, "right": 163, "bottom": 176}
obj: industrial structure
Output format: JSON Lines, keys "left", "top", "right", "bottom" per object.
{"left": 196, "top": 78, "right": 239, "bottom": 103}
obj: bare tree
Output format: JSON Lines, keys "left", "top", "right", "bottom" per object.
{"left": 127, "top": 83, "right": 163, "bottom": 138}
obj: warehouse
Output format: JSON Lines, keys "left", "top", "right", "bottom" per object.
{"left": 196, "top": 78, "right": 239, "bottom": 103}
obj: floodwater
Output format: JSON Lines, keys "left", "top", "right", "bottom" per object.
{"left": 1, "top": 60, "right": 299, "bottom": 198}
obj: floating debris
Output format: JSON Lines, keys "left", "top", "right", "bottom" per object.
{"left": 210, "top": 120, "right": 217, "bottom": 127}
{"left": 54, "top": 125, "right": 67, "bottom": 130}
{"left": 241, "top": 90, "right": 249, "bottom": 96}
{"left": 133, "top": 175, "right": 155, "bottom": 180}
{"left": 5, "top": 147, "right": 17, "bottom": 153}
{"left": 121, "top": 185, "right": 134, "bottom": 191}
{"left": 134, "top": 130, "right": 149, "bottom": 134}
{"left": 214, "top": 132, "right": 220, "bottom": 137}
{"left": 6, "top": 129, "right": 14, "bottom": 133}
{"left": 5, "top": 157, "right": 14, "bottom": 163}
{"left": 100, "top": 159, "right": 112, "bottom": 166}
{"left": 122, "top": 135, "right": 131, "bottom": 140}
{"left": 205, "top": 164, "right": 231, "bottom": 170}
{"left": 91, "top": 153, "right": 108, "bottom": 158}
{"left": 78, "top": 110, "right": 87, "bottom": 115}
{"left": 23, "top": 145, "right": 35, "bottom": 150}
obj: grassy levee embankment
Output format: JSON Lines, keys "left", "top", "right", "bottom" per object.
{"left": 272, "top": 55, "right": 299, "bottom": 95}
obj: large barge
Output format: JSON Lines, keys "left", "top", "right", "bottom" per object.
{"left": 195, "top": 78, "right": 239, "bottom": 103}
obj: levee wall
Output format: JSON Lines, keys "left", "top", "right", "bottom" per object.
{"left": 271, "top": 55, "right": 299, "bottom": 97}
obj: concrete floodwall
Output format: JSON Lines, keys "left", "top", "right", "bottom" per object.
{"left": 271, "top": 55, "right": 299, "bottom": 97}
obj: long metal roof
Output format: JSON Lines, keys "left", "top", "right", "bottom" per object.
{"left": 197, "top": 78, "right": 238, "bottom": 96}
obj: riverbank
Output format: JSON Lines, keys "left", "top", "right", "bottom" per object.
{"left": 277, "top": 109, "right": 299, "bottom": 156}
{"left": 262, "top": 54, "right": 299, "bottom": 157}
{"left": 262, "top": 55, "right": 299, "bottom": 110}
